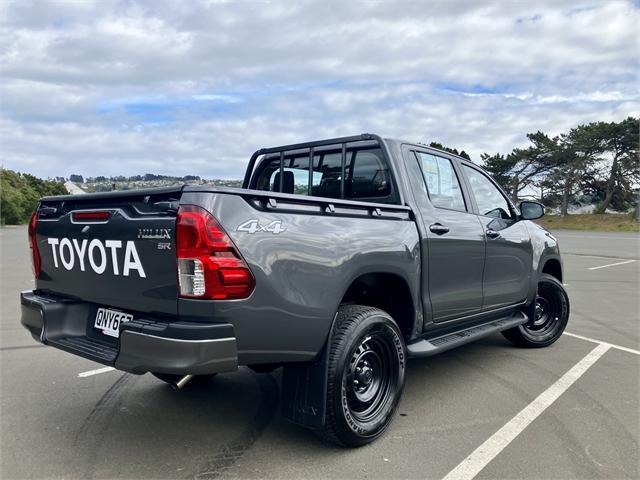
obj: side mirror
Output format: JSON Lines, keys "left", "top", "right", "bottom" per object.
{"left": 519, "top": 201, "right": 545, "bottom": 220}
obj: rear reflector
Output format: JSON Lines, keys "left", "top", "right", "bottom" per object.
{"left": 72, "top": 211, "right": 112, "bottom": 221}
{"left": 28, "top": 211, "right": 41, "bottom": 278}
{"left": 176, "top": 205, "right": 255, "bottom": 300}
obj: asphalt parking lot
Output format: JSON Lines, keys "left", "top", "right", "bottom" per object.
{"left": 1, "top": 226, "right": 638, "bottom": 479}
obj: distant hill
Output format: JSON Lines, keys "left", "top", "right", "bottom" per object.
{"left": 0, "top": 169, "right": 243, "bottom": 224}
{"left": 79, "top": 175, "right": 242, "bottom": 193}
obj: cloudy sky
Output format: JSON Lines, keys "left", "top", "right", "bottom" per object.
{"left": 1, "top": 0, "right": 638, "bottom": 180}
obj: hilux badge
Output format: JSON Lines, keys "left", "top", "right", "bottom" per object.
{"left": 137, "top": 228, "right": 171, "bottom": 240}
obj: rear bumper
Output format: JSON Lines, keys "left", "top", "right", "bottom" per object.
{"left": 20, "top": 290, "right": 238, "bottom": 375}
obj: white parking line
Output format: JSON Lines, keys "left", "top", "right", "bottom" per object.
{"left": 564, "top": 253, "right": 635, "bottom": 260}
{"left": 558, "top": 234, "right": 638, "bottom": 240}
{"left": 564, "top": 331, "right": 640, "bottom": 356}
{"left": 77, "top": 366, "right": 115, "bottom": 378}
{"left": 588, "top": 259, "right": 636, "bottom": 271}
{"left": 442, "top": 343, "right": 610, "bottom": 480}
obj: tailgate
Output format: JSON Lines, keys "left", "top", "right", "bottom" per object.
{"left": 34, "top": 187, "right": 182, "bottom": 316}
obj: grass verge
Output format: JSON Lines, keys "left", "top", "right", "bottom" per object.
{"left": 535, "top": 214, "right": 639, "bottom": 232}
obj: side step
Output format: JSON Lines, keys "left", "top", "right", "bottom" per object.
{"left": 407, "top": 311, "right": 528, "bottom": 358}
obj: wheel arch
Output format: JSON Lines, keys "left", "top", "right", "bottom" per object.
{"left": 541, "top": 258, "right": 563, "bottom": 283}
{"left": 527, "top": 254, "right": 564, "bottom": 306}
{"left": 339, "top": 271, "right": 418, "bottom": 340}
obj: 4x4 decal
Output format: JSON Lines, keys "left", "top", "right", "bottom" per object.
{"left": 237, "top": 219, "right": 286, "bottom": 234}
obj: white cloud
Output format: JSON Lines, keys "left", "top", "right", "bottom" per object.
{"left": 0, "top": 0, "right": 638, "bottom": 179}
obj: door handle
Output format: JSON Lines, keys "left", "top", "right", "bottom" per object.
{"left": 429, "top": 223, "right": 450, "bottom": 235}
{"left": 486, "top": 229, "right": 501, "bottom": 239}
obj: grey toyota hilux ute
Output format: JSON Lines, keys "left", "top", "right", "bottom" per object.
{"left": 21, "top": 134, "right": 569, "bottom": 446}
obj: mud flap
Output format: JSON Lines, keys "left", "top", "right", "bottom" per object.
{"left": 281, "top": 350, "right": 329, "bottom": 429}
{"left": 281, "top": 314, "right": 338, "bottom": 429}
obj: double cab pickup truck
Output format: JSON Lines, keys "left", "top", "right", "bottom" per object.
{"left": 21, "top": 134, "right": 569, "bottom": 447}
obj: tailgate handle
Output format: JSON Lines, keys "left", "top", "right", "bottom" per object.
{"left": 39, "top": 206, "right": 58, "bottom": 217}
{"left": 153, "top": 200, "right": 180, "bottom": 213}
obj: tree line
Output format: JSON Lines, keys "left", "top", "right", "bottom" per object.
{"left": 68, "top": 174, "right": 202, "bottom": 183}
{"left": 1, "top": 169, "right": 67, "bottom": 225}
{"left": 479, "top": 117, "right": 638, "bottom": 216}
{"left": 2, "top": 117, "right": 637, "bottom": 224}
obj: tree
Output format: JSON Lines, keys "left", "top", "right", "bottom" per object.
{"left": 595, "top": 117, "right": 639, "bottom": 212}
{"left": 554, "top": 123, "right": 614, "bottom": 216}
{"left": 428, "top": 142, "right": 471, "bottom": 160}
{"left": 480, "top": 152, "right": 511, "bottom": 192}
{"left": 0, "top": 169, "right": 67, "bottom": 225}
{"left": 482, "top": 132, "right": 562, "bottom": 202}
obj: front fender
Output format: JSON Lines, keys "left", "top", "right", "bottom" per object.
{"left": 525, "top": 221, "right": 562, "bottom": 305}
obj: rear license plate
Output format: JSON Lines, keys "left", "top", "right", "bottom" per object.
{"left": 94, "top": 308, "right": 132, "bottom": 338}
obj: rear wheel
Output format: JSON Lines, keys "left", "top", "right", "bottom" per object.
{"left": 318, "top": 305, "right": 406, "bottom": 447}
{"left": 502, "top": 274, "right": 569, "bottom": 347}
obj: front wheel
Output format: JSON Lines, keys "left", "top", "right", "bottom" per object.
{"left": 502, "top": 274, "right": 570, "bottom": 348}
{"left": 318, "top": 305, "right": 406, "bottom": 447}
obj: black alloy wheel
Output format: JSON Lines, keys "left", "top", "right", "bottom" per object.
{"left": 346, "top": 331, "right": 399, "bottom": 425}
{"left": 502, "top": 273, "right": 570, "bottom": 347}
{"left": 318, "top": 305, "right": 406, "bottom": 447}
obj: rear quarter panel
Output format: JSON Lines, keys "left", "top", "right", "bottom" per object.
{"left": 179, "top": 192, "right": 421, "bottom": 365}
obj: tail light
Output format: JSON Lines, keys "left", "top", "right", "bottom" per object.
{"left": 28, "top": 211, "right": 41, "bottom": 278}
{"left": 176, "top": 205, "right": 255, "bottom": 300}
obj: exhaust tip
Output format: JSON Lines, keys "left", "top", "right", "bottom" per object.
{"left": 152, "top": 373, "right": 195, "bottom": 390}
{"left": 175, "top": 374, "right": 194, "bottom": 390}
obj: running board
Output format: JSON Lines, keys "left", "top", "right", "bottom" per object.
{"left": 407, "top": 311, "right": 528, "bottom": 358}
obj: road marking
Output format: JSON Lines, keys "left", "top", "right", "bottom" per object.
{"left": 0, "top": 344, "right": 46, "bottom": 351}
{"left": 564, "top": 331, "right": 640, "bottom": 356}
{"left": 588, "top": 259, "right": 636, "bottom": 271}
{"left": 558, "top": 233, "right": 638, "bottom": 240}
{"left": 77, "top": 367, "right": 115, "bottom": 378}
{"left": 564, "top": 253, "right": 638, "bottom": 260}
{"left": 442, "top": 343, "right": 610, "bottom": 480}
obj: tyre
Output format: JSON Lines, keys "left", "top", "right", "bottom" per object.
{"left": 152, "top": 373, "right": 217, "bottom": 389}
{"left": 319, "top": 305, "right": 406, "bottom": 447}
{"left": 502, "top": 274, "right": 570, "bottom": 348}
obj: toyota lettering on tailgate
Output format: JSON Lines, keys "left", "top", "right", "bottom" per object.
{"left": 46, "top": 238, "right": 146, "bottom": 277}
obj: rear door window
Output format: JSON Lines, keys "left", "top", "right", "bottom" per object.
{"left": 415, "top": 152, "right": 466, "bottom": 211}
